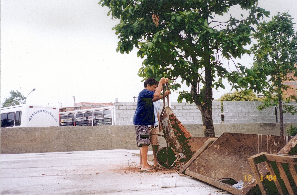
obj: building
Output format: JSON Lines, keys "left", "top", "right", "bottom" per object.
{"left": 59, "top": 102, "right": 114, "bottom": 112}
{"left": 75, "top": 102, "right": 114, "bottom": 110}
{"left": 283, "top": 64, "right": 297, "bottom": 98}
{"left": 59, "top": 106, "right": 81, "bottom": 112}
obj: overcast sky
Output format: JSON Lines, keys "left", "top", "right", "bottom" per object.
{"left": 1, "top": 0, "right": 297, "bottom": 107}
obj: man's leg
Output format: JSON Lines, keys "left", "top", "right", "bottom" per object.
{"left": 139, "top": 148, "right": 142, "bottom": 168}
{"left": 140, "top": 145, "right": 151, "bottom": 170}
{"left": 135, "top": 125, "right": 151, "bottom": 170}
{"left": 152, "top": 145, "right": 159, "bottom": 167}
{"left": 150, "top": 127, "right": 159, "bottom": 167}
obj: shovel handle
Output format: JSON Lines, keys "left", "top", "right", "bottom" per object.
{"left": 166, "top": 83, "right": 169, "bottom": 107}
{"left": 162, "top": 83, "right": 170, "bottom": 108}
{"left": 163, "top": 84, "right": 166, "bottom": 108}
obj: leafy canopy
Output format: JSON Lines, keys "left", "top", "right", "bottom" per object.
{"left": 100, "top": 0, "right": 269, "bottom": 136}
{"left": 250, "top": 13, "right": 297, "bottom": 111}
{"left": 100, "top": 0, "right": 269, "bottom": 104}
{"left": 2, "top": 90, "right": 26, "bottom": 108}
{"left": 218, "top": 90, "right": 263, "bottom": 101}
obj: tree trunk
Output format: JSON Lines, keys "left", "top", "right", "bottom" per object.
{"left": 276, "top": 74, "right": 284, "bottom": 136}
{"left": 203, "top": 61, "right": 215, "bottom": 137}
{"left": 188, "top": 3, "right": 215, "bottom": 137}
{"left": 279, "top": 94, "right": 284, "bottom": 136}
{"left": 190, "top": 56, "right": 215, "bottom": 137}
{"left": 201, "top": 8, "right": 215, "bottom": 137}
{"left": 201, "top": 105, "right": 215, "bottom": 137}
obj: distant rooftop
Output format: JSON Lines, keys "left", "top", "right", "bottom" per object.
{"left": 59, "top": 102, "right": 114, "bottom": 112}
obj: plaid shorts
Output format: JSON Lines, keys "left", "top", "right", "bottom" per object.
{"left": 135, "top": 125, "right": 151, "bottom": 147}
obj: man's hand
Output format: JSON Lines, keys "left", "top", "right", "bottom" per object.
{"left": 160, "top": 77, "right": 169, "bottom": 85}
{"left": 164, "top": 90, "right": 170, "bottom": 97}
{"left": 155, "top": 78, "right": 169, "bottom": 98}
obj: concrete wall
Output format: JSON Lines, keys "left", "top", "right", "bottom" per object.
{"left": 114, "top": 101, "right": 297, "bottom": 125}
{"left": 114, "top": 102, "right": 137, "bottom": 125}
{"left": 170, "top": 102, "right": 221, "bottom": 124}
{"left": 2, "top": 123, "right": 296, "bottom": 154}
{"left": 1, "top": 126, "right": 137, "bottom": 154}
{"left": 223, "top": 101, "right": 297, "bottom": 123}
{"left": 114, "top": 101, "right": 221, "bottom": 125}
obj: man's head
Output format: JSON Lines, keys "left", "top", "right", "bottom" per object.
{"left": 144, "top": 78, "right": 158, "bottom": 91}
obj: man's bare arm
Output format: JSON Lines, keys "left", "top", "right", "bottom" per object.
{"left": 152, "top": 95, "right": 163, "bottom": 102}
{"left": 153, "top": 90, "right": 170, "bottom": 101}
{"left": 154, "top": 78, "right": 168, "bottom": 97}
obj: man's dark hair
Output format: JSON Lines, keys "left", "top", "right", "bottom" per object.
{"left": 144, "top": 78, "right": 158, "bottom": 87}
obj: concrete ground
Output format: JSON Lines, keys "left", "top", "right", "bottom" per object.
{"left": 1, "top": 149, "right": 230, "bottom": 195}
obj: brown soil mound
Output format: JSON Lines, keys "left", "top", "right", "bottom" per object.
{"left": 113, "top": 165, "right": 177, "bottom": 175}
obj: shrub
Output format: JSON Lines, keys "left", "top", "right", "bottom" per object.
{"left": 287, "top": 124, "right": 297, "bottom": 136}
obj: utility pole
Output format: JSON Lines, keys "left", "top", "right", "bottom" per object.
{"left": 26, "top": 88, "right": 36, "bottom": 104}
{"left": 133, "top": 96, "right": 137, "bottom": 102}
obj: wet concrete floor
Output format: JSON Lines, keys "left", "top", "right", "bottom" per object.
{"left": 1, "top": 149, "right": 230, "bottom": 195}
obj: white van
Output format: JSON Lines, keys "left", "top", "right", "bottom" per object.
{"left": 1, "top": 105, "right": 59, "bottom": 127}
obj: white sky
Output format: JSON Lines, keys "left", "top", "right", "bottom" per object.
{"left": 1, "top": 0, "right": 297, "bottom": 107}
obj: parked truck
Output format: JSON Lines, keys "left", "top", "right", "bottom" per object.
{"left": 59, "top": 112, "right": 75, "bottom": 126}
{"left": 1, "top": 105, "right": 59, "bottom": 128}
{"left": 58, "top": 106, "right": 115, "bottom": 126}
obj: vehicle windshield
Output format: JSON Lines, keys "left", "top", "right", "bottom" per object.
{"left": 1, "top": 112, "right": 14, "bottom": 127}
{"left": 103, "top": 110, "right": 111, "bottom": 114}
{"left": 1, "top": 113, "right": 6, "bottom": 121}
{"left": 94, "top": 111, "right": 102, "bottom": 116}
{"left": 85, "top": 111, "right": 92, "bottom": 117}
{"left": 76, "top": 113, "right": 84, "bottom": 118}
{"left": 60, "top": 115, "right": 68, "bottom": 119}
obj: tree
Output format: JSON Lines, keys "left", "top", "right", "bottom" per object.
{"left": 218, "top": 90, "right": 263, "bottom": 101}
{"left": 100, "top": 0, "right": 269, "bottom": 137}
{"left": 218, "top": 90, "right": 263, "bottom": 115}
{"left": 2, "top": 90, "right": 26, "bottom": 107}
{"left": 250, "top": 13, "right": 297, "bottom": 136}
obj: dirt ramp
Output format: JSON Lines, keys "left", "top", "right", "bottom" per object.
{"left": 187, "top": 137, "right": 211, "bottom": 153}
{"left": 181, "top": 133, "right": 291, "bottom": 194}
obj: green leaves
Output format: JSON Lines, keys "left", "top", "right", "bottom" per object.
{"left": 177, "top": 91, "right": 193, "bottom": 104}
{"left": 218, "top": 90, "right": 262, "bottom": 101}
{"left": 204, "top": 19, "right": 208, "bottom": 27}
{"left": 2, "top": 90, "right": 26, "bottom": 107}
{"left": 283, "top": 105, "right": 297, "bottom": 115}
{"left": 251, "top": 13, "right": 297, "bottom": 103}
{"left": 100, "top": 0, "right": 273, "bottom": 132}
{"left": 249, "top": 12, "right": 297, "bottom": 135}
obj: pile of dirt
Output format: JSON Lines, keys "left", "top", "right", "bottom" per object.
{"left": 112, "top": 165, "right": 177, "bottom": 174}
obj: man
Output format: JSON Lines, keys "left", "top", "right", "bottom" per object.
{"left": 133, "top": 77, "right": 169, "bottom": 172}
